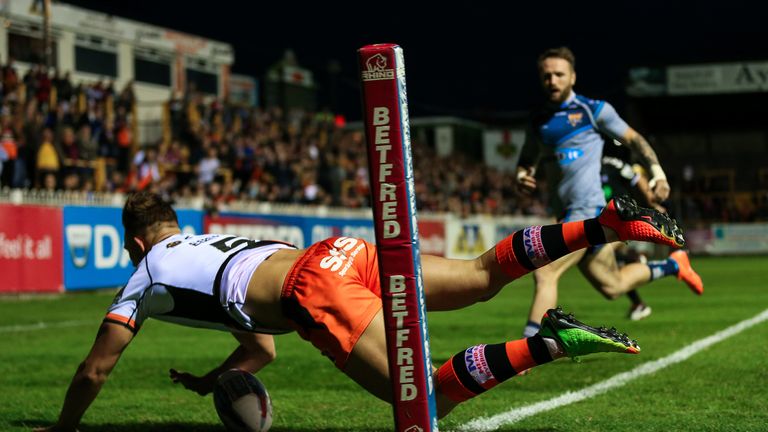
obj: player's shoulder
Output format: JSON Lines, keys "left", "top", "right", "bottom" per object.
{"left": 147, "top": 233, "right": 216, "bottom": 257}
{"left": 574, "top": 94, "right": 608, "bottom": 111}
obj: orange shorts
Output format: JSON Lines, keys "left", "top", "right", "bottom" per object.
{"left": 280, "top": 237, "right": 382, "bottom": 368}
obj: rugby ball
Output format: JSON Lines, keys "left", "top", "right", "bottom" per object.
{"left": 213, "top": 369, "right": 272, "bottom": 432}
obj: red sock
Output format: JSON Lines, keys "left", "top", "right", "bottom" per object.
{"left": 436, "top": 335, "right": 553, "bottom": 403}
{"left": 495, "top": 219, "right": 606, "bottom": 279}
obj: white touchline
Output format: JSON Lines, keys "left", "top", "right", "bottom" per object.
{"left": 456, "top": 308, "right": 768, "bottom": 432}
{"left": 0, "top": 320, "right": 93, "bottom": 333}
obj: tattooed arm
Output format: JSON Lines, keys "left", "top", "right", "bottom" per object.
{"left": 622, "top": 128, "right": 670, "bottom": 202}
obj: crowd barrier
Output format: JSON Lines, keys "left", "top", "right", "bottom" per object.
{"left": 2, "top": 199, "right": 764, "bottom": 293}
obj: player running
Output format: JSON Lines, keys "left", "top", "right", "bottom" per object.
{"left": 39, "top": 191, "right": 683, "bottom": 430}
{"left": 515, "top": 47, "right": 703, "bottom": 337}
{"left": 601, "top": 139, "right": 668, "bottom": 320}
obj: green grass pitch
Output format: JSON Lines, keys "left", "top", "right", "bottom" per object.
{"left": 2, "top": 256, "right": 767, "bottom": 431}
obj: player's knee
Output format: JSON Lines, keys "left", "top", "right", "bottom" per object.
{"left": 476, "top": 284, "right": 503, "bottom": 303}
{"left": 599, "top": 285, "right": 622, "bottom": 300}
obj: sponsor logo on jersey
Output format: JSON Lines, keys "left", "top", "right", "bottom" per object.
{"left": 362, "top": 53, "right": 395, "bottom": 81}
{"left": 555, "top": 148, "right": 584, "bottom": 165}
{"left": 166, "top": 240, "right": 181, "bottom": 248}
{"left": 567, "top": 112, "right": 584, "bottom": 126}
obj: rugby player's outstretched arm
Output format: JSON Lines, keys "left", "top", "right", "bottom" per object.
{"left": 36, "top": 322, "right": 134, "bottom": 432}
{"left": 169, "top": 332, "right": 276, "bottom": 396}
{"left": 622, "top": 127, "right": 670, "bottom": 202}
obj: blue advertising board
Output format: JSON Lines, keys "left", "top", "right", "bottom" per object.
{"left": 63, "top": 206, "right": 203, "bottom": 290}
{"left": 206, "top": 212, "right": 375, "bottom": 248}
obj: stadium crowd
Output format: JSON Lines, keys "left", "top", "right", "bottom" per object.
{"left": 0, "top": 65, "right": 548, "bottom": 217}
{"left": 0, "top": 62, "right": 763, "bottom": 222}
{"left": 0, "top": 60, "right": 135, "bottom": 195}
{"left": 136, "top": 89, "right": 553, "bottom": 217}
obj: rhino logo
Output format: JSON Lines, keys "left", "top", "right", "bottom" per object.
{"left": 366, "top": 53, "right": 387, "bottom": 71}
{"left": 362, "top": 53, "right": 395, "bottom": 81}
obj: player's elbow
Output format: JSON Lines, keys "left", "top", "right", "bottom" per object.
{"left": 244, "top": 343, "right": 276, "bottom": 367}
{"left": 257, "top": 346, "right": 277, "bottom": 365}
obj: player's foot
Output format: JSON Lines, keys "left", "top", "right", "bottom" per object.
{"left": 669, "top": 250, "right": 704, "bottom": 295}
{"left": 539, "top": 307, "right": 640, "bottom": 357}
{"left": 598, "top": 195, "right": 685, "bottom": 248}
{"left": 628, "top": 303, "right": 652, "bottom": 321}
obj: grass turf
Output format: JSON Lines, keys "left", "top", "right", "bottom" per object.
{"left": 1, "top": 256, "right": 766, "bottom": 431}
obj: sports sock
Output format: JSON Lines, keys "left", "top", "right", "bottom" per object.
{"left": 495, "top": 219, "right": 606, "bottom": 279}
{"left": 522, "top": 320, "right": 541, "bottom": 338}
{"left": 647, "top": 258, "right": 679, "bottom": 280}
{"left": 436, "top": 335, "right": 553, "bottom": 403}
{"left": 626, "top": 289, "right": 643, "bottom": 305}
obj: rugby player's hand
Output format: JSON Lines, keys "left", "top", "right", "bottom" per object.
{"left": 515, "top": 168, "right": 537, "bottom": 196}
{"left": 169, "top": 368, "right": 215, "bottom": 396}
{"left": 652, "top": 179, "right": 671, "bottom": 202}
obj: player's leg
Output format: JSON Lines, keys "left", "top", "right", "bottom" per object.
{"left": 578, "top": 243, "right": 652, "bottom": 299}
{"left": 625, "top": 289, "right": 652, "bottom": 320}
{"left": 433, "top": 307, "right": 640, "bottom": 415}
{"left": 344, "top": 308, "right": 557, "bottom": 417}
{"left": 523, "top": 250, "right": 585, "bottom": 336}
{"left": 345, "top": 308, "right": 640, "bottom": 419}
{"left": 422, "top": 217, "right": 607, "bottom": 311}
{"left": 606, "top": 242, "right": 651, "bottom": 319}
{"left": 578, "top": 244, "right": 703, "bottom": 298}
{"left": 343, "top": 309, "right": 393, "bottom": 403}
{"left": 422, "top": 196, "right": 684, "bottom": 311}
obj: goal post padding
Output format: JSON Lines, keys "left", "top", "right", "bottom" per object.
{"left": 358, "top": 43, "right": 438, "bottom": 432}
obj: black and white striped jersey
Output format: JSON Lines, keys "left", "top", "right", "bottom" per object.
{"left": 104, "top": 233, "right": 294, "bottom": 334}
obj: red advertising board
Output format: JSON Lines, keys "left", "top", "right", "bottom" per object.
{"left": 0, "top": 204, "right": 63, "bottom": 293}
{"left": 418, "top": 219, "right": 445, "bottom": 257}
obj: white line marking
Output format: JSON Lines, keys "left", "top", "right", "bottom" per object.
{"left": 457, "top": 308, "right": 768, "bottom": 432}
{"left": 0, "top": 320, "right": 93, "bottom": 333}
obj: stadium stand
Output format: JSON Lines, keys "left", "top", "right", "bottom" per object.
{"left": 0, "top": 67, "right": 551, "bottom": 217}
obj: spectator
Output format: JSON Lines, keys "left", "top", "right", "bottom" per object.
{"left": 36, "top": 128, "right": 61, "bottom": 187}
{"left": 134, "top": 147, "right": 161, "bottom": 190}
{"left": 197, "top": 145, "right": 220, "bottom": 185}
{"left": 0, "top": 118, "right": 18, "bottom": 186}
{"left": 56, "top": 71, "right": 74, "bottom": 104}
{"left": 42, "top": 171, "right": 57, "bottom": 192}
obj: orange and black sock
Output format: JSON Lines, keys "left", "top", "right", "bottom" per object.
{"left": 436, "top": 335, "right": 553, "bottom": 403}
{"left": 495, "top": 219, "right": 607, "bottom": 279}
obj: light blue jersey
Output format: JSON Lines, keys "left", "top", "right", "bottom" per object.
{"left": 520, "top": 92, "right": 630, "bottom": 217}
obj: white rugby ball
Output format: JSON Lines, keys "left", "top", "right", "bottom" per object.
{"left": 213, "top": 369, "right": 273, "bottom": 432}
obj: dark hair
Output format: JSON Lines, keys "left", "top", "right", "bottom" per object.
{"left": 537, "top": 47, "right": 576, "bottom": 70}
{"left": 122, "top": 191, "right": 178, "bottom": 236}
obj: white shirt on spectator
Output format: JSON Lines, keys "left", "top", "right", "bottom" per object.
{"left": 199, "top": 156, "right": 220, "bottom": 185}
